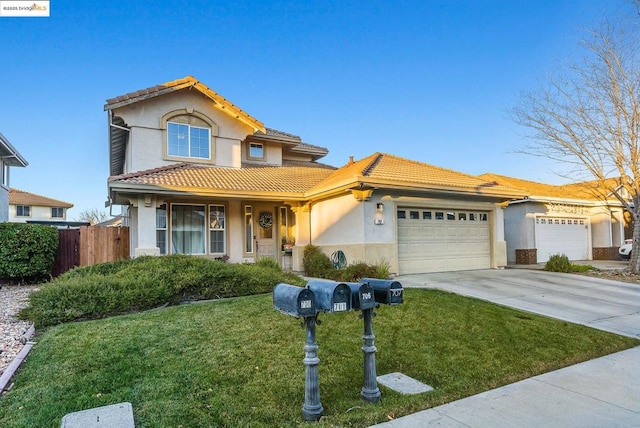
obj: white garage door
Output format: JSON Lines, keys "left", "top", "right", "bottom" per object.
{"left": 397, "top": 208, "right": 491, "bottom": 274}
{"left": 535, "top": 217, "right": 589, "bottom": 262}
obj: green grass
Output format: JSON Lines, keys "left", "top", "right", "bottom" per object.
{"left": 1, "top": 289, "right": 638, "bottom": 427}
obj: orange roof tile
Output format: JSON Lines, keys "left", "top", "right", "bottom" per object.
{"left": 307, "top": 153, "right": 525, "bottom": 198}
{"left": 104, "top": 76, "right": 265, "bottom": 133}
{"left": 109, "top": 162, "right": 336, "bottom": 196}
{"left": 9, "top": 188, "right": 73, "bottom": 208}
{"left": 478, "top": 173, "right": 622, "bottom": 202}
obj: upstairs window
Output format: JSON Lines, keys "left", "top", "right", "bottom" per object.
{"left": 51, "top": 207, "right": 64, "bottom": 218}
{"left": 167, "top": 122, "right": 210, "bottom": 159}
{"left": 16, "top": 205, "right": 30, "bottom": 217}
{"left": 249, "top": 143, "right": 264, "bottom": 159}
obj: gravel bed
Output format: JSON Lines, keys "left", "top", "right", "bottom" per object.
{"left": 0, "top": 285, "right": 38, "bottom": 376}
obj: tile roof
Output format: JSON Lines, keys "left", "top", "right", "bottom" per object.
{"left": 9, "top": 188, "right": 73, "bottom": 208}
{"left": 307, "top": 153, "right": 525, "bottom": 198}
{"left": 478, "top": 173, "right": 622, "bottom": 202}
{"left": 104, "top": 76, "right": 265, "bottom": 132}
{"left": 109, "top": 162, "right": 337, "bottom": 196}
{"left": 265, "top": 128, "right": 301, "bottom": 141}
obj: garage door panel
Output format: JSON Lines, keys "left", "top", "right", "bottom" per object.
{"left": 398, "top": 208, "right": 491, "bottom": 274}
{"left": 535, "top": 217, "right": 588, "bottom": 262}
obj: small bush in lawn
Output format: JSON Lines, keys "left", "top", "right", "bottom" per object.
{"left": 255, "top": 257, "right": 281, "bottom": 271}
{"left": 19, "top": 254, "right": 305, "bottom": 327}
{"left": 373, "top": 259, "right": 391, "bottom": 279}
{"left": 336, "top": 261, "right": 378, "bottom": 281}
{"left": 544, "top": 254, "right": 573, "bottom": 272}
{"left": 302, "top": 245, "right": 333, "bottom": 278}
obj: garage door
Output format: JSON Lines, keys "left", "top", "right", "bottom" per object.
{"left": 535, "top": 217, "right": 589, "bottom": 262}
{"left": 397, "top": 208, "right": 491, "bottom": 274}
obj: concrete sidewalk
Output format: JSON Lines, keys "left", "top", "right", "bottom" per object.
{"left": 371, "top": 267, "right": 640, "bottom": 428}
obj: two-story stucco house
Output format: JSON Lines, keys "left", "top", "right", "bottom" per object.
{"left": 8, "top": 188, "right": 74, "bottom": 225}
{"left": 480, "top": 174, "right": 629, "bottom": 264}
{"left": 0, "top": 133, "right": 28, "bottom": 222}
{"left": 105, "top": 76, "right": 525, "bottom": 274}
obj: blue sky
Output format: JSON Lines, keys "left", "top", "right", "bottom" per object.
{"left": 0, "top": 0, "right": 634, "bottom": 219}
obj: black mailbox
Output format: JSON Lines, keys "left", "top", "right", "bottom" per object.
{"left": 346, "top": 282, "right": 376, "bottom": 310}
{"left": 360, "top": 278, "right": 403, "bottom": 305}
{"left": 306, "top": 279, "right": 352, "bottom": 313}
{"left": 273, "top": 283, "right": 316, "bottom": 317}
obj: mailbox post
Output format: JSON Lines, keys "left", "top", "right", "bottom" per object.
{"left": 359, "top": 278, "right": 403, "bottom": 403}
{"left": 347, "top": 282, "right": 380, "bottom": 403}
{"left": 273, "top": 283, "right": 324, "bottom": 422}
{"left": 302, "top": 314, "right": 323, "bottom": 421}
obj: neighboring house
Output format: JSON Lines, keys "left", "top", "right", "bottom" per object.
{"left": 8, "top": 188, "right": 75, "bottom": 227}
{"left": 479, "top": 174, "right": 629, "bottom": 264}
{"left": 0, "top": 133, "right": 28, "bottom": 222}
{"left": 105, "top": 76, "right": 526, "bottom": 275}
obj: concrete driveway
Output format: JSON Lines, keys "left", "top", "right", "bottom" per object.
{"left": 396, "top": 268, "right": 640, "bottom": 338}
{"left": 370, "top": 268, "right": 640, "bottom": 428}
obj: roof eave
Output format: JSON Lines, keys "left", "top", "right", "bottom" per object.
{"left": 508, "top": 195, "right": 624, "bottom": 207}
{"left": 0, "top": 133, "right": 28, "bottom": 167}
{"left": 108, "top": 181, "right": 310, "bottom": 201}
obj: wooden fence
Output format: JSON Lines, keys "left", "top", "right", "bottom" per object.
{"left": 54, "top": 226, "right": 130, "bottom": 277}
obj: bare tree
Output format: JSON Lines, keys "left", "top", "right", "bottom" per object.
{"left": 512, "top": 19, "right": 640, "bottom": 272}
{"left": 75, "top": 208, "right": 108, "bottom": 226}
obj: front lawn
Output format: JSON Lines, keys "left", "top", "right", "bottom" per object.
{"left": 1, "top": 289, "right": 638, "bottom": 427}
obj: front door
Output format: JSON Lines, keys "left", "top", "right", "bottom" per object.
{"left": 255, "top": 208, "right": 277, "bottom": 260}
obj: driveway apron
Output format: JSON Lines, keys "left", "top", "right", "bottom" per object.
{"left": 370, "top": 268, "right": 640, "bottom": 428}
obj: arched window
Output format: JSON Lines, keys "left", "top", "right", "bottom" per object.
{"left": 162, "top": 110, "right": 218, "bottom": 164}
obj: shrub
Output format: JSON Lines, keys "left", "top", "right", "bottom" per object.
{"left": 302, "top": 245, "right": 333, "bottom": 278}
{"left": 373, "top": 259, "right": 391, "bottom": 279}
{"left": 19, "top": 255, "right": 305, "bottom": 327}
{"left": 0, "top": 223, "right": 58, "bottom": 282}
{"left": 336, "top": 261, "right": 378, "bottom": 282}
{"left": 255, "top": 257, "right": 281, "bottom": 271}
{"left": 544, "top": 254, "right": 573, "bottom": 272}
{"left": 543, "top": 254, "right": 593, "bottom": 273}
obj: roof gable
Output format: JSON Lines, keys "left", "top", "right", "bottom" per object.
{"left": 307, "top": 153, "right": 525, "bottom": 199}
{"left": 104, "top": 76, "right": 265, "bottom": 133}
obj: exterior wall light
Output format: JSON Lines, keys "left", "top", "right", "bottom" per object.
{"left": 374, "top": 203, "right": 385, "bottom": 225}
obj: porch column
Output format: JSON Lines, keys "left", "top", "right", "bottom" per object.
{"left": 134, "top": 194, "right": 160, "bottom": 257}
{"left": 291, "top": 203, "right": 311, "bottom": 271}
{"left": 493, "top": 206, "right": 507, "bottom": 268}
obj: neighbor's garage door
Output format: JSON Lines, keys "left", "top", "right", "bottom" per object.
{"left": 397, "top": 208, "right": 491, "bottom": 274}
{"left": 535, "top": 216, "right": 589, "bottom": 262}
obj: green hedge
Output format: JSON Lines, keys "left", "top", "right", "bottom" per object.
{"left": 0, "top": 223, "right": 58, "bottom": 282}
{"left": 19, "top": 255, "right": 305, "bottom": 327}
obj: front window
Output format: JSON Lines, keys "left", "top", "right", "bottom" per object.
{"left": 51, "top": 207, "right": 64, "bottom": 218}
{"left": 16, "top": 205, "right": 30, "bottom": 217}
{"left": 156, "top": 204, "right": 167, "bottom": 255}
{"left": 209, "top": 205, "right": 226, "bottom": 254}
{"left": 245, "top": 205, "right": 254, "bottom": 253}
{"left": 171, "top": 204, "right": 206, "bottom": 254}
{"left": 167, "top": 122, "right": 210, "bottom": 159}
